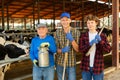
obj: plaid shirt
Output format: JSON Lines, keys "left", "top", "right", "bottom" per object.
{"left": 79, "top": 31, "right": 111, "bottom": 74}
{"left": 55, "top": 27, "right": 80, "bottom": 67}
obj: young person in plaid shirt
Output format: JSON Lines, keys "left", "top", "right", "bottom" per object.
{"left": 79, "top": 14, "right": 111, "bottom": 80}
{"left": 55, "top": 12, "right": 80, "bottom": 80}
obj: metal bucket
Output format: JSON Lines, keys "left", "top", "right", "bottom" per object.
{"left": 38, "top": 48, "right": 49, "bottom": 67}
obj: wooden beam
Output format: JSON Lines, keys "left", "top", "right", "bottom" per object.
{"left": 41, "top": 5, "right": 63, "bottom": 18}
{"left": 72, "top": 2, "right": 111, "bottom": 20}
{"left": 112, "top": 0, "right": 119, "bottom": 69}
{"left": 9, "top": 3, "right": 33, "bottom": 17}
{"left": 24, "top": 3, "right": 53, "bottom": 18}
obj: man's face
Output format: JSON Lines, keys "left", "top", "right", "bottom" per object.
{"left": 87, "top": 20, "right": 97, "bottom": 30}
{"left": 37, "top": 27, "right": 48, "bottom": 38}
{"left": 60, "top": 17, "right": 71, "bottom": 28}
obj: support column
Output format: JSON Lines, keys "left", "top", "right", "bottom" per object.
{"left": 12, "top": 19, "right": 14, "bottom": 29}
{"left": 37, "top": 0, "right": 40, "bottom": 23}
{"left": 7, "top": 4, "right": 9, "bottom": 30}
{"left": 2, "top": 0, "right": 4, "bottom": 30}
{"left": 112, "top": 0, "right": 119, "bottom": 69}
{"left": 33, "top": 0, "right": 35, "bottom": 30}
{"left": 23, "top": 18, "right": 26, "bottom": 30}
{"left": 95, "top": 0, "right": 98, "bottom": 16}
{"left": 63, "top": 0, "right": 65, "bottom": 12}
{"left": 53, "top": 1, "right": 55, "bottom": 29}
{"left": 81, "top": 0, "right": 84, "bottom": 29}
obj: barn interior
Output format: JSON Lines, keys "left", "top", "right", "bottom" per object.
{"left": 0, "top": 0, "right": 120, "bottom": 80}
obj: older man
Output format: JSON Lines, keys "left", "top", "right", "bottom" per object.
{"left": 30, "top": 23, "right": 57, "bottom": 80}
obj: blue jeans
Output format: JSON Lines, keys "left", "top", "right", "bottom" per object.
{"left": 33, "top": 65, "right": 54, "bottom": 80}
{"left": 82, "top": 67, "right": 103, "bottom": 80}
{"left": 56, "top": 65, "right": 76, "bottom": 80}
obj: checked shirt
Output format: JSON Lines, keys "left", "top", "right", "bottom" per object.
{"left": 55, "top": 27, "right": 80, "bottom": 67}
{"left": 79, "top": 31, "right": 111, "bottom": 74}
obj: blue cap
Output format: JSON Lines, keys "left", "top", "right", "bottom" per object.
{"left": 60, "top": 12, "right": 70, "bottom": 18}
{"left": 36, "top": 23, "right": 47, "bottom": 29}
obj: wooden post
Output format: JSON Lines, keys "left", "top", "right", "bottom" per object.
{"left": 112, "top": 0, "right": 119, "bottom": 69}
{"left": 12, "top": 19, "right": 14, "bottom": 29}
{"left": 7, "top": 4, "right": 9, "bottom": 30}
{"left": 95, "top": 0, "right": 98, "bottom": 16}
{"left": 81, "top": 0, "right": 84, "bottom": 29}
{"left": 63, "top": 0, "right": 65, "bottom": 12}
{"left": 37, "top": 0, "right": 40, "bottom": 23}
{"left": 53, "top": 1, "right": 55, "bottom": 30}
{"left": 1, "top": 0, "right": 4, "bottom": 30}
{"left": 33, "top": 0, "right": 35, "bottom": 30}
{"left": 24, "top": 18, "right": 26, "bottom": 30}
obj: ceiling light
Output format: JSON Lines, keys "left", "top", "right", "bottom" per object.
{"left": 98, "top": 1, "right": 105, "bottom": 4}
{"left": 88, "top": 0, "right": 96, "bottom": 2}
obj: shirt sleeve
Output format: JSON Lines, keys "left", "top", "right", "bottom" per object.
{"left": 49, "top": 36, "right": 57, "bottom": 54}
{"left": 99, "top": 33, "right": 111, "bottom": 53}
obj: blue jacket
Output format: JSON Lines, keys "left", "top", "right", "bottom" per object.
{"left": 30, "top": 35, "right": 57, "bottom": 67}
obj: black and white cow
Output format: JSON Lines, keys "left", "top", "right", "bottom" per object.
{"left": 97, "top": 28, "right": 112, "bottom": 42}
{"left": 0, "top": 37, "right": 29, "bottom": 80}
{"left": 4, "top": 41, "right": 29, "bottom": 58}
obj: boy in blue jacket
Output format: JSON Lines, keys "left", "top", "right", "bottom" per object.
{"left": 30, "top": 23, "right": 57, "bottom": 80}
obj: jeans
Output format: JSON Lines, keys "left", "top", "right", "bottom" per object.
{"left": 82, "top": 67, "right": 103, "bottom": 80}
{"left": 33, "top": 65, "right": 54, "bottom": 80}
{"left": 56, "top": 65, "right": 76, "bottom": 80}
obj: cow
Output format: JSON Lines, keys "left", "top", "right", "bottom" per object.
{"left": 97, "top": 28, "right": 112, "bottom": 42}
{"left": 0, "top": 37, "right": 29, "bottom": 80}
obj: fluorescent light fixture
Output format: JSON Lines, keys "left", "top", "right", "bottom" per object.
{"left": 88, "top": 0, "right": 112, "bottom": 5}
{"left": 119, "top": 13, "right": 120, "bottom": 17}
{"left": 88, "top": 0, "right": 95, "bottom": 2}
{"left": 106, "top": 2, "right": 112, "bottom": 5}
{"left": 98, "top": 1, "right": 105, "bottom": 4}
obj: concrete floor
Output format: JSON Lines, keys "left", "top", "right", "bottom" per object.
{"left": 3, "top": 55, "right": 120, "bottom": 80}
{"left": 104, "top": 69, "right": 120, "bottom": 80}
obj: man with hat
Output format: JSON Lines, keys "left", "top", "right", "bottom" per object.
{"left": 30, "top": 23, "right": 57, "bottom": 80}
{"left": 55, "top": 12, "right": 80, "bottom": 80}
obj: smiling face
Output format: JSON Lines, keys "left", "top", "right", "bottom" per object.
{"left": 60, "top": 17, "right": 71, "bottom": 28}
{"left": 87, "top": 20, "right": 98, "bottom": 31}
{"left": 85, "top": 14, "right": 99, "bottom": 32}
{"left": 37, "top": 27, "right": 48, "bottom": 38}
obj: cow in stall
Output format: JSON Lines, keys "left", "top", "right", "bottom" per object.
{"left": 97, "top": 27, "right": 112, "bottom": 42}
{"left": 0, "top": 37, "right": 29, "bottom": 80}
